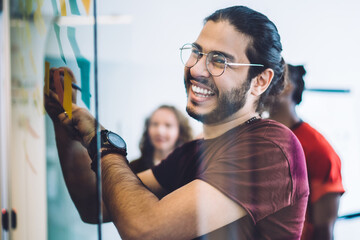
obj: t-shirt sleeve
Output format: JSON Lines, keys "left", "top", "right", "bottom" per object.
{"left": 152, "top": 141, "right": 199, "bottom": 192}
{"left": 293, "top": 123, "right": 345, "bottom": 203}
{"left": 197, "top": 138, "right": 293, "bottom": 224}
{"left": 151, "top": 147, "right": 183, "bottom": 191}
{"left": 306, "top": 144, "right": 345, "bottom": 203}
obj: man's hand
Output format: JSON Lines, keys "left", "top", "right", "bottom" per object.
{"left": 44, "top": 66, "right": 98, "bottom": 148}
{"left": 57, "top": 106, "right": 97, "bottom": 149}
{"left": 44, "top": 67, "right": 77, "bottom": 123}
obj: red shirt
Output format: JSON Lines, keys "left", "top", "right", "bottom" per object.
{"left": 292, "top": 122, "right": 345, "bottom": 239}
{"left": 153, "top": 119, "right": 309, "bottom": 239}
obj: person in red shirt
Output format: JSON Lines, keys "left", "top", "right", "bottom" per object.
{"left": 268, "top": 63, "right": 345, "bottom": 240}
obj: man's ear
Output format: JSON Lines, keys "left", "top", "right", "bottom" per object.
{"left": 250, "top": 68, "right": 274, "bottom": 96}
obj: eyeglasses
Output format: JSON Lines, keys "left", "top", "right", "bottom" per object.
{"left": 180, "top": 43, "right": 264, "bottom": 77}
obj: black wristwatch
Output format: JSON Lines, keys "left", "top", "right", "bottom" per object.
{"left": 87, "top": 129, "right": 127, "bottom": 161}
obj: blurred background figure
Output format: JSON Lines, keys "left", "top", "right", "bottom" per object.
{"left": 267, "top": 63, "right": 345, "bottom": 240}
{"left": 129, "top": 105, "right": 193, "bottom": 173}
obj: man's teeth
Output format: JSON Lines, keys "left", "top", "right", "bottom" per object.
{"left": 191, "top": 85, "right": 214, "bottom": 96}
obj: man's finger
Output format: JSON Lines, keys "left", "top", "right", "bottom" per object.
{"left": 57, "top": 111, "right": 82, "bottom": 141}
{"left": 58, "top": 67, "right": 77, "bottom": 83}
{"left": 44, "top": 89, "right": 65, "bottom": 119}
{"left": 58, "top": 111, "right": 72, "bottom": 125}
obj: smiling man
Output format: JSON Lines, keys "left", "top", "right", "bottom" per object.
{"left": 45, "top": 6, "right": 309, "bottom": 240}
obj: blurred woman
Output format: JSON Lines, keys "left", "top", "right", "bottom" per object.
{"left": 129, "top": 105, "right": 193, "bottom": 173}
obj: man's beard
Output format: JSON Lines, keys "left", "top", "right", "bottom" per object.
{"left": 186, "top": 78, "right": 251, "bottom": 125}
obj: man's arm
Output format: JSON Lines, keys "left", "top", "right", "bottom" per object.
{"left": 101, "top": 153, "right": 247, "bottom": 240}
{"left": 310, "top": 193, "right": 341, "bottom": 240}
{"left": 51, "top": 88, "right": 248, "bottom": 238}
{"left": 137, "top": 169, "right": 168, "bottom": 199}
{"left": 51, "top": 109, "right": 169, "bottom": 223}
{"left": 46, "top": 87, "right": 168, "bottom": 223}
{"left": 46, "top": 91, "right": 108, "bottom": 222}
{"left": 53, "top": 121, "right": 102, "bottom": 222}
{"left": 45, "top": 67, "right": 112, "bottom": 222}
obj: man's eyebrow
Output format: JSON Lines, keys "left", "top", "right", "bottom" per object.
{"left": 219, "top": 51, "right": 235, "bottom": 62}
{"left": 193, "top": 42, "right": 236, "bottom": 61}
{"left": 192, "top": 42, "right": 202, "bottom": 51}
{"left": 211, "top": 50, "right": 236, "bottom": 62}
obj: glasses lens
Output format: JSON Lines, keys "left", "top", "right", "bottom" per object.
{"left": 180, "top": 44, "right": 199, "bottom": 67}
{"left": 206, "top": 52, "right": 226, "bottom": 76}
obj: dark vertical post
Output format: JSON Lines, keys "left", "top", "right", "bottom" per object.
{"left": 93, "top": 0, "right": 102, "bottom": 239}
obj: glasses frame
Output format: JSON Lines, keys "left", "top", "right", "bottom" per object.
{"left": 180, "top": 43, "right": 264, "bottom": 77}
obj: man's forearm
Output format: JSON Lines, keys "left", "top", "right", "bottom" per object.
{"left": 101, "top": 153, "right": 160, "bottom": 239}
{"left": 53, "top": 122, "right": 101, "bottom": 222}
{"left": 100, "top": 152, "right": 246, "bottom": 240}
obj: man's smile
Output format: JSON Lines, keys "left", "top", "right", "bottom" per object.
{"left": 188, "top": 79, "right": 216, "bottom": 103}
{"left": 191, "top": 84, "right": 215, "bottom": 98}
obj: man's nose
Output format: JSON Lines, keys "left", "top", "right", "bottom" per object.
{"left": 189, "top": 55, "right": 211, "bottom": 78}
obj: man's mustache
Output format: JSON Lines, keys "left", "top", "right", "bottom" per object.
{"left": 185, "top": 72, "right": 218, "bottom": 94}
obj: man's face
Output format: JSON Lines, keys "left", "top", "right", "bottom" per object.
{"left": 184, "top": 20, "right": 254, "bottom": 125}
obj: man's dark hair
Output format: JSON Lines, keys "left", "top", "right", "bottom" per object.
{"left": 204, "top": 6, "right": 285, "bottom": 113}
{"left": 286, "top": 64, "right": 306, "bottom": 105}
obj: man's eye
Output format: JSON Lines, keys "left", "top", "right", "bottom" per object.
{"left": 211, "top": 54, "right": 226, "bottom": 66}
{"left": 192, "top": 49, "right": 200, "bottom": 55}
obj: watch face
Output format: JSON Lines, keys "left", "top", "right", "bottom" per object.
{"left": 108, "top": 132, "right": 126, "bottom": 149}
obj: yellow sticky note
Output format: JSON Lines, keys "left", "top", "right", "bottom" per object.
{"left": 63, "top": 69, "right": 72, "bottom": 119}
{"left": 33, "top": 87, "right": 42, "bottom": 115}
{"left": 26, "top": 0, "right": 33, "bottom": 15}
{"left": 34, "top": 5, "right": 46, "bottom": 36}
{"left": 19, "top": 0, "right": 24, "bottom": 13}
{"left": 29, "top": 50, "right": 37, "bottom": 74}
{"left": 54, "top": 70, "right": 64, "bottom": 104}
{"left": 60, "top": 0, "right": 67, "bottom": 16}
{"left": 20, "top": 55, "right": 25, "bottom": 76}
{"left": 25, "top": 22, "right": 32, "bottom": 44}
{"left": 44, "top": 61, "right": 50, "bottom": 96}
{"left": 18, "top": 26, "right": 26, "bottom": 48}
{"left": 82, "top": 0, "right": 91, "bottom": 15}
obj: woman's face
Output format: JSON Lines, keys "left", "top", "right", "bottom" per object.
{"left": 148, "top": 108, "right": 180, "bottom": 153}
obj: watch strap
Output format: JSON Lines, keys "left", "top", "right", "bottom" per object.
{"left": 87, "top": 130, "right": 103, "bottom": 161}
{"left": 90, "top": 148, "right": 128, "bottom": 173}
{"left": 87, "top": 133, "right": 98, "bottom": 161}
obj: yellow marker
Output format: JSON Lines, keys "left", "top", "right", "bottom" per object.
{"left": 82, "top": 0, "right": 91, "bottom": 15}
{"left": 63, "top": 69, "right": 72, "bottom": 119}
{"left": 60, "top": 0, "right": 67, "bottom": 16}
{"left": 44, "top": 61, "right": 50, "bottom": 96}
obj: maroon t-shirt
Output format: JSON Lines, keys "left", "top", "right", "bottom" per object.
{"left": 152, "top": 119, "right": 309, "bottom": 239}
